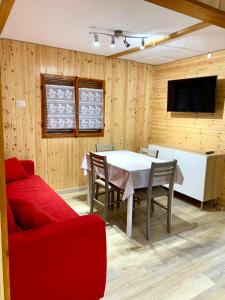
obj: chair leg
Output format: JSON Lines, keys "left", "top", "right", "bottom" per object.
{"left": 150, "top": 201, "right": 154, "bottom": 218}
{"left": 167, "top": 197, "right": 172, "bottom": 233}
{"left": 104, "top": 191, "right": 109, "bottom": 222}
{"left": 117, "top": 191, "right": 120, "bottom": 208}
{"left": 111, "top": 191, "right": 114, "bottom": 209}
{"left": 90, "top": 199, "right": 94, "bottom": 214}
{"left": 167, "top": 213, "right": 172, "bottom": 233}
{"left": 146, "top": 198, "right": 152, "bottom": 240}
{"left": 90, "top": 184, "right": 95, "bottom": 214}
{"left": 90, "top": 193, "right": 94, "bottom": 214}
{"left": 95, "top": 184, "right": 99, "bottom": 200}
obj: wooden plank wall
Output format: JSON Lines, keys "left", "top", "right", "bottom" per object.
{"left": 150, "top": 50, "right": 225, "bottom": 205}
{"left": 0, "top": 39, "right": 152, "bottom": 190}
{"left": 0, "top": 67, "right": 10, "bottom": 300}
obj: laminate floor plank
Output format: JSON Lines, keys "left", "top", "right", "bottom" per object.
{"left": 60, "top": 190, "right": 225, "bottom": 300}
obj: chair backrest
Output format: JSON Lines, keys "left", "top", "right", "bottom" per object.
{"left": 96, "top": 144, "right": 115, "bottom": 152}
{"left": 89, "top": 152, "right": 109, "bottom": 183}
{"left": 148, "top": 160, "right": 177, "bottom": 198}
{"left": 140, "top": 147, "right": 149, "bottom": 155}
{"left": 148, "top": 149, "right": 159, "bottom": 158}
{"left": 140, "top": 147, "right": 159, "bottom": 158}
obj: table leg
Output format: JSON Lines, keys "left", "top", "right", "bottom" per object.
{"left": 127, "top": 194, "right": 133, "bottom": 238}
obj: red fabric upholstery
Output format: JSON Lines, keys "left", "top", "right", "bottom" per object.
{"left": 7, "top": 175, "right": 79, "bottom": 222}
{"left": 5, "top": 157, "right": 28, "bottom": 183}
{"left": 7, "top": 204, "right": 18, "bottom": 234}
{"left": 20, "top": 160, "right": 35, "bottom": 175}
{"left": 9, "top": 215, "right": 107, "bottom": 300}
{"left": 10, "top": 198, "right": 54, "bottom": 230}
{"left": 7, "top": 159, "right": 107, "bottom": 300}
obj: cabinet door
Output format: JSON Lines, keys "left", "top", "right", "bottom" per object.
{"left": 173, "top": 150, "right": 206, "bottom": 201}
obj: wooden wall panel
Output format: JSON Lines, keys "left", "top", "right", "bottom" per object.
{"left": 0, "top": 65, "right": 10, "bottom": 300}
{"left": 150, "top": 50, "right": 225, "bottom": 205}
{"left": 0, "top": 39, "right": 153, "bottom": 190}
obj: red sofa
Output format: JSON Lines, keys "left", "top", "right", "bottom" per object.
{"left": 5, "top": 158, "right": 107, "bottom": 300}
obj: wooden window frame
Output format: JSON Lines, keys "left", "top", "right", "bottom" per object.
{"left": 41, "top": 74, "right": 105, "bottom": 138}
{"left": 41, "top": 74, "right": 77, "bottom": 138}
{"left": 75, "top": 77, "right": 105, "bottom": 137}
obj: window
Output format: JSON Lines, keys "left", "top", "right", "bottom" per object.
{"left": 76, "top": 78, "right": 105, "bottom": 137}
{"left": 41, "top": 74, "right": 77, "bottom": 138}
{"left": 41, "top": 74, "right": 105, "bottom": 138}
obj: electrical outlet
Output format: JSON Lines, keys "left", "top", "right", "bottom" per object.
{"left": 16, "top": 100, "right": 26, "bottom": 108}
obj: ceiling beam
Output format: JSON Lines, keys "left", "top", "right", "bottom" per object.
{"left": 109, "top": 21, "right": 210, "bottom": 59}
{"left": 144, "top": 0, "right": 225, "bottom": 29}
{"left": 0, "top": 0, "right": 15, "bottom": 34}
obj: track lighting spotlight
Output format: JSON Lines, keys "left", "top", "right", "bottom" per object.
{"left": 110, "top": 36, "right": 116, "bottom": 48}
{"left": 90, "top": 30, "right": 147, "bottom": 49}
{"left": 94, "top": 33, "right": 99, "bottom": 47}
{"left": 123, "top": 38, "right": 130, "bottom": 48}
{"left": 207, "top": 52, "right": 213, "bottom": 59}
{"left": 140, "top": 38, "right": 145, "bottom": 50}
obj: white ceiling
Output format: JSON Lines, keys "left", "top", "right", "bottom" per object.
{"left": 2, "top": 0, "right": 225, "bottom": 64}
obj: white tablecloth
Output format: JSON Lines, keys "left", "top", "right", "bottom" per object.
{"left": 81, "top": 150, "right": 184, "bottom": 200}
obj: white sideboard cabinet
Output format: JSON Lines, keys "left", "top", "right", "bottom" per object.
{"left": 148, "top": 144, "right": 225, "bottom": 210}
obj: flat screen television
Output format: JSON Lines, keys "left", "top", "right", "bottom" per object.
{"left": 167, "top": 75, "right": 217, "bottom": 113}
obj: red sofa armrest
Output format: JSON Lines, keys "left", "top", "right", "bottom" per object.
{"left": 9, "top": 214, "right": 107, "bottom": 300}
{"left": 19, "top": 160, "right": 35, "bottom": 175}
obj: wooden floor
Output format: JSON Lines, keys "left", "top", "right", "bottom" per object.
{"left": 60, "top": 190, "right": 225, "bottom": 300}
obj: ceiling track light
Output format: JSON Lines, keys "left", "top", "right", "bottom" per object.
{"left": 140, "top": 37, "right": 145, "bottom": 50}
{"left": 110, "top": 36, "right": 116, "bottom": 48}
{"left": 94, "top": 33, "right": 99, "bottom": 47}
{"left": 90, "top": 30, "right": 147, "bottom": 49}
{"left": 123, "top": 37, "right": 130, "bottom": 48}
{"left": 207, "top": 52, "right": 213, "bottom": 59}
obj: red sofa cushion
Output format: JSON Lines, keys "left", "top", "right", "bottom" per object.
{"left": 9, "top": 215, "right": 106, "bottom": 300}
{"left": 7, "top": 175, "right": 79, "bottom": 224}
{"left": 20, "top": 160, "right": 35, "bottom": 175}
{"left": 7, "top": 204, "right": 18, "bottom": 234}
{"left": 10, "top": 198, "right": 54, "bottom": 230}
{"left": 5, "top": 157, "right": 28, "bottom": 183}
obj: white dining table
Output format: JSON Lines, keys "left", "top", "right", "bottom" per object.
{"left": 81, "top": 150, "right": 184, "bottom": 238}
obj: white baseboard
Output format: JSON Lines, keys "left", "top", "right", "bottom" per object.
{"left": 57, "top": 185, "right": 87, "bottom": 195}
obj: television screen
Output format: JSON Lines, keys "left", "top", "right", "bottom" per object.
{"left": 167, "top": 76, "right": 217, "bottom": 113}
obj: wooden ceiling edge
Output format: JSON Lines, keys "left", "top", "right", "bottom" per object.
{"left": 108, "top": 21, "right": 211, "bottom": 59}
{"left": 0, "top": 0, "right": 15, "bottom": 34}
{"left": 144, "top": 0, "right": 225, "bottom": 28}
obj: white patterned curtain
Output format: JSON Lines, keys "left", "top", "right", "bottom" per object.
{"left": 46, "top": 84, "right": 75, "bottom": 130}
{"left": 79, "top": 88, "right": 103, "bottom": 130}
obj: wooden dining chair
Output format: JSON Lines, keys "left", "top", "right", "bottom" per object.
{"left": 95, "top": 144, "right": 121, "bottom": 208}
{"left": 140, "top": 147, "right": 149, "bottom": 155}
{"left": 135, "top": 160, "right": 177, "bottom": 240}
{"left": 140, "top": 147, "right": 159, "bottom": 158}
{"left": 149, "top": 149, "right": 159, "bottom": 158}
{"left": 89, "top": 152, "right": 118, "bottom": 222}
{"left": 96, "top": 144, "right": 115, "bottom": 152}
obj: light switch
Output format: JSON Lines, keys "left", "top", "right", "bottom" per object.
{"left": 16, "top": 100, "right": 26, "bottom": 108}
